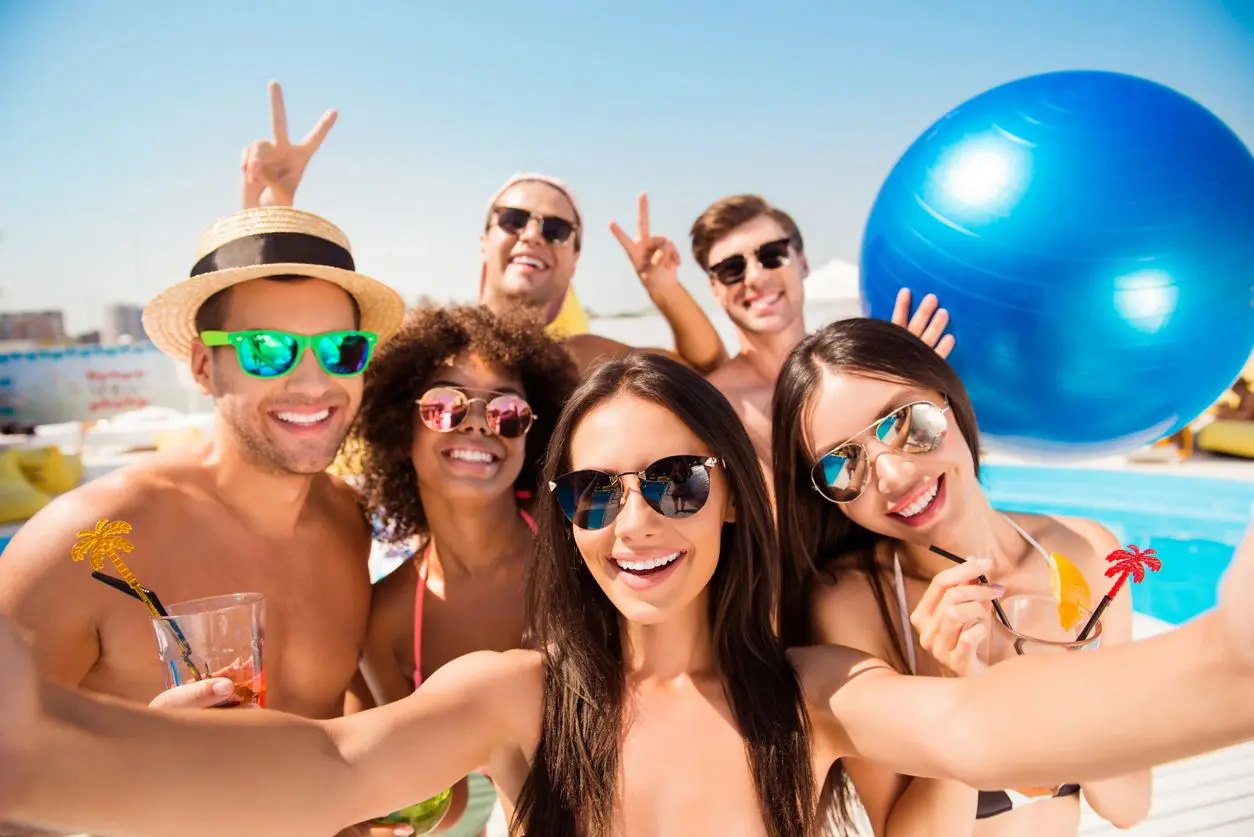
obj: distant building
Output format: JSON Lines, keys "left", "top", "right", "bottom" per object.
{"left": 0, "top": 310, "right": 66, "bottom": 343}
{"left": 101, "top": 304, "right": 147, "bottom": 344}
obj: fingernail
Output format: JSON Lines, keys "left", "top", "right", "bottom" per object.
{"left": 394, "top": 827, "right": 414, "bottom": 837}
{"left": 977, "top": 558, "right": 994, "bottom": 569}
{"left": 212, "top": 679, "right": 234, "bottom": 696}
{"left": 989, "top": 583, "right": 1007, "bottom": 595}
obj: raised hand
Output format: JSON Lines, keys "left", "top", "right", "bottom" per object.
{"left": 609, "top": 193, "right": 681, "bottom": 294}
{"left": 892, "top": 288, "right": 956, "bottom": 359}
{"left": 240, "top": 81, "right": 338, "bottom": 209}
{"left": 910, "top": 558, "right": 1003, "bottom": 677}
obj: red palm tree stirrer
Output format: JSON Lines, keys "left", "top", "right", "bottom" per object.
{"left": 1076, "top": 545, "right": 1163, "bottom": 643}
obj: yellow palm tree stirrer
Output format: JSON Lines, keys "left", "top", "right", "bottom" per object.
{"left": 71, "top": 518, "right": 204, "bottom": 679}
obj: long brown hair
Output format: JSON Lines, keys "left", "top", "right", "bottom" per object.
{"left": 771, "top": 318, "right": 982, "bottom": 829}
{"left": 515, "top": 353, "right": 817, "bottom": 837}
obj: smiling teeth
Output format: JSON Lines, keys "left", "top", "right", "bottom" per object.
{"left": 895, "top": 481, "right": 939, "bottom": 518}
{"left": 448, "top": 449, "right": 495, "bottom": 464}
{"left": 513, "top": 256, "right": 545, "bottom": 269}
{"left": 276, "top": 409, "right": 329, "bottom": 425}
{"left": 614, "top": 551, "right": 681, "bottom": 572}
{"left": 748, "top": 292, "right": 782, "bottom": 311}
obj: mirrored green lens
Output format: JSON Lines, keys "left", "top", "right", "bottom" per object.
{"left": 316, "top": 332, "right": 373, "bottom": 375}
{"left": 237, "top": 332, "right": 300, "bottom": 378}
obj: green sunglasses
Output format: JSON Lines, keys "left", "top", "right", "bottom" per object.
{"left": 199, "top": 329, "right": 378, "bottom": 379}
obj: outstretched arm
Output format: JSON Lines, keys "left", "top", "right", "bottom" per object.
{"left": 814, "top": 610, "right": 1252, "bottom": 791}
{"left": 9, "top": 649, "right": 537, "bottom": 837}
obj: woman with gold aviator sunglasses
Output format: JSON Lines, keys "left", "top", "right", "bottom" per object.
{"left": 773, "top": 318, "right": 1153, "bottom": 836}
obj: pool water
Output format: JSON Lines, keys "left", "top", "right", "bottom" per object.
{"left": 983, "top": 465, "right": 1254, "bottom": 625}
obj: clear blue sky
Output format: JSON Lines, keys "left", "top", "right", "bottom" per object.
{"left": 2, "top": 0, "right": 1252, "bottom": 334}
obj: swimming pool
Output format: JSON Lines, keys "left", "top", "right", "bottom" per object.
{"left": 983, "top": 465, "right": 1254, "bottom": 625}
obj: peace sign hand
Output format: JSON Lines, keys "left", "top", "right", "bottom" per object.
{"left": 240, "top": 81, "right": 338, "bottom": 209}
{"left": 610, "top": 193, "right": 681, "bottom": 294}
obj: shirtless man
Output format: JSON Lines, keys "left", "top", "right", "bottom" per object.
{"left": 240, "top": 80, "right": 728, "bottom": 375}
{"left": 0, "top": 205, "right": 404, "bottom": 830}
{"left": 687, "top": 194, "right": 955, "bottom": 468}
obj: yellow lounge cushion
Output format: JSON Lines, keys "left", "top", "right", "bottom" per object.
{"left": 0, "top": 449, "right": 52, "bottom": 524}
{"left": 13, "top": 445, "right": 83, "bottom": 495}
{"left": 1197, "top": 419, "right": 1254, "bottom": 459}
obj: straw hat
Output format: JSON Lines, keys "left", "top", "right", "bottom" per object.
{"left": 143, "top": 206, "right": 406, "bottom": 362}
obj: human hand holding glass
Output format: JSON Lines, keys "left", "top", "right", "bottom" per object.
{"left": 150, "top": 593, "right": 267, "bottom": 709}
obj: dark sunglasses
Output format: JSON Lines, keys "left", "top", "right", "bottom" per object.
{"left": 416, "top": 386, "right": 535, "bottom": 439}
{"left": 491, "top": 206, "right": 578, "bottom": 245}
{"left": 199, "top": 329, "right": 377, "bottom": 379}
{"left": 707, "top": 237, "right": 793, "bottom": 286}
{"left": 549, "top": 454, "right": 720, "bottom": 530}
{"left": 810, "top": 401, "right": 950, "bottom": 504}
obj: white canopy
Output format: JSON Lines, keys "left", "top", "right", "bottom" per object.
{"left": 805, "top": 257, "right": 861, "bottom": 302}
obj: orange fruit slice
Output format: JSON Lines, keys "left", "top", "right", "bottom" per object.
{"left": 1048, "top": 551, "right": 1092, "bottom": 631}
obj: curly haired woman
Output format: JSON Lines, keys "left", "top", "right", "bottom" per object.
{"left": 346, "top": 304, "right": 578, "bottom": 836}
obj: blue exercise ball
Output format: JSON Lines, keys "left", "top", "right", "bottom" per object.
{"left": 860, "top": 70, "right": 1254, "bottom": 458}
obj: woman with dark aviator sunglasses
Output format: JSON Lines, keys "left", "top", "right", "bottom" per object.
{"left": 9, "top": 353, "right": 1254, "bottom": 837}
{"left": 772, "top": 318, "right": 1152, "bottom": 836}
{"left": 346, "top": 304, "right": 577, "bottom": 836}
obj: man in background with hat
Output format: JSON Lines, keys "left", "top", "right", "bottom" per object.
{"left": 240, "top": 81, "right": 729, "bottom": 375}
{"left": 0, "top": 205, "right": 405, "bottom": 833}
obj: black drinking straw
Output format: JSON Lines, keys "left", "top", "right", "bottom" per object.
{"left": 1074, "top": 597, "right": 1111, "bottom": 644}
{"left": 928, "top": 544, "right": 1014, "bottom": 630}
{"left": 90, "top": 571, "right": 205, "bottom": 680}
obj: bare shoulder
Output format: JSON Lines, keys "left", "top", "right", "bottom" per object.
{"left": 0, "top": 457, "right": 201, "bottom": 678}
{"left": 562, "top": 333, "right": 630, "bottom": 370}
{"left": 1013, "top": 511, "right": 1120, "bottom": 581}
{"left": 810, "top": 557, "right": 896, "bottom": 655}
{"left": 564, "top": 334, "right": 684, "bottom": 372}
{"left": 0, "top": 457, "right": 194, "bottom": 592}
{"left": 370, "top": 554, "right": 418, "bottom": 614}
{"left": 365, "top": 556, "right": 417, "bottom": 644}
{"left": 787, "top": 643, "right": 895, "bottom": 718}
{"left": 1054, "top": 514, "right": 1121, "bottom": 555}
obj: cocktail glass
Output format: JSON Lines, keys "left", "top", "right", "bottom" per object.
{"left": 992, "top": 592, "right": 1103, "bottom": 657}
{"left": 151, "top": 592, "right": 266, "bottom": 708}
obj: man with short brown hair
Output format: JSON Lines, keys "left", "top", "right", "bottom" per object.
{"left": 688, "top": 193, "right": 954, "bottom": 469}
{"left": 0, "top": 206, "right": 405, "bottom": 836}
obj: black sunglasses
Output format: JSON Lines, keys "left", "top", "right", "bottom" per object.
{"left": 707, "top": 237, "right": 793, "bottom": 286}
{"left": 491, "top": 206, "right": 578, "bottom": 245}
{"left": 548, "top": 454, "right": 720, "bottom": 530}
